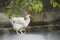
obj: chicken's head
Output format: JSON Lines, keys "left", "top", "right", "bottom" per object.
{"left": 26, "top": 14, "right": 32, "bottom": 18}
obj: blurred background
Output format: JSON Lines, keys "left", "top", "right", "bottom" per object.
{"left": 0, "top": 0, "right": 60, "bottom": 32}
{"left": 0, "top": 0, "right": 60, "bottom": 40}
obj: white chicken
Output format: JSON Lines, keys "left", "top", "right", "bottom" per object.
{"left": 9, "top": 14, "right": 32, "bottom": 34}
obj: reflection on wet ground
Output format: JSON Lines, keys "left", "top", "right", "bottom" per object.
{"left": 0, "top": 30, "right": 60, "bottom": 40}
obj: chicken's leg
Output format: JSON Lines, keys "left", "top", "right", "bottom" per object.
{"left": 19, "top": 29, "right": 25, "bottom": 34}
{"left": 16, "top": 31, "right": 21, "bottom": 35}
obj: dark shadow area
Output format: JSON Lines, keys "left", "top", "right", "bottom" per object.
{"left": 29, "top": 21, "right": 49, "bottom": 26}
{"left": 0, "top": 0, "right": 11, "bottom": 7}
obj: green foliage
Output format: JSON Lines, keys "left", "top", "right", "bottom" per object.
{"left": 7, "top": 0, "right": 13, "bottom": 8}
{"left": 6, "top": 0, "right": 21, "bottom": 17}
{"left": 6, "top": 1, "right": 13, "bottom": 17}
{"left": 28, "top": 0, "right": 43, "bottom": 13}
{"left": 21, "top": 0, "right": 28, "bottom": 9}
{"left": 6, "top": 0, "right": 43, "bottom": 17}
{"left": 50, "top": 0, "right": 60, "bottom": 8}
{"left": 17, "top": 0, "right": 43, "bottom": 13}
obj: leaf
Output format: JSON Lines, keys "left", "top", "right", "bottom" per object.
{"left": 28, "top": 6, "right": 32, "bottom": 11}
{"left": 21, "top": 0, "right": 28, "bottom": 9}
{"left": 50, "top": 0, "right": 54, "bottom": 4}
{"left": 58, "top": 4, "right": 60, "bottom": 8}
{"left": 53, "top": 2, "right": 58, "bottom": 8}
{"left": 50, "top": 0, "right": 60, "bottom": 8}
{"left": 7, "top": 1, "right": 14, "bottom": 8}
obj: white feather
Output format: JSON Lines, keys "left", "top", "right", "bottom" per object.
{"left": 9, "top": 14, "right": 31, "bottom": 34}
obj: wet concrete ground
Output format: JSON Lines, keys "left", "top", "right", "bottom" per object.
{"left": 0, "top": 30, "right": 60, "bottom": 40}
